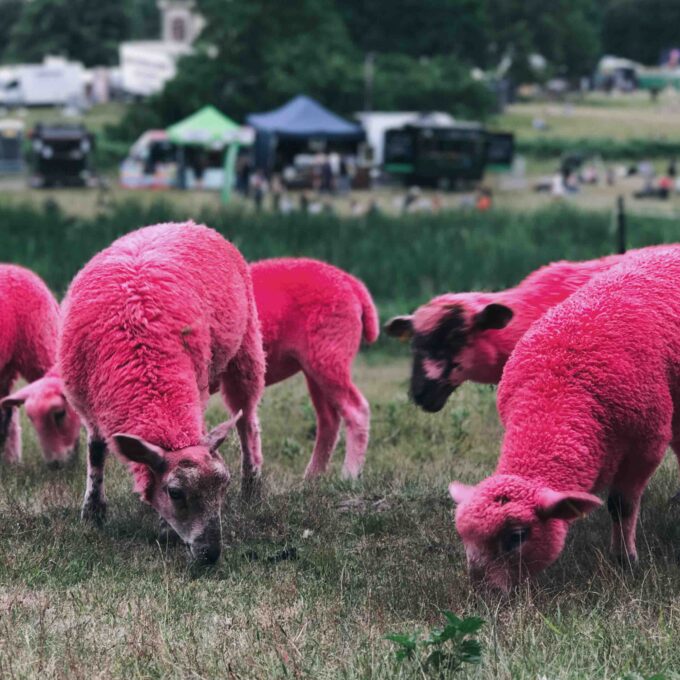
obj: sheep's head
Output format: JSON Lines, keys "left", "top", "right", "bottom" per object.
{"left": 1, "top": 376, "right": 81, "bottom": 467}
{"left": 449, "top": 475, "right": 601, "bottom": 592}
{"left": 113, "top": 412, "right": 241, "bottom": 564}
{"left": 385, "top": 295, "right": 513, "bottom": 412}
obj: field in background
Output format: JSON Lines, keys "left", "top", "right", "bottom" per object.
{"left": 5, "top": 94, "right": 680, "bottom": 218}
{"left": 494, "top": 95, "right": 680, "bottom": 141}
{"left": 1, "top": 359, "right": 680, "bottom": 678}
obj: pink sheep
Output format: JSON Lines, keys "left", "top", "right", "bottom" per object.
{"left": 385, "top": 252, "right": 633, "bottom": 412}
{"left": 58, "top": 222, "right": 265, "bottom": 563}
{"left": 449, "top": 246, "right": 680, "bottom": 591}
{"left": 250, "top": 258, "right": 378, "bottom": 479}
{"left": 0, "top": 265, "right": 80, "bottom": 466}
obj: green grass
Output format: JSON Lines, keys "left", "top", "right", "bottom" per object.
{"left": 492, "top": 98, "right": 680, "bottom": 160}
{"left": 2, "top": 199, "right": 679, "bottom": 307}
{"left": 1, "top": 357, "right": 680, "bottom": 678}
{"left": 6, "top": 103, "right": 128, "bottom": 135}
{"left": 493, "top": 100, "right": 680, "bottom": 142}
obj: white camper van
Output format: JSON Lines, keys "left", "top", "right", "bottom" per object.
{"left": 0, "top": 57, "right": 85, "bottom": 107}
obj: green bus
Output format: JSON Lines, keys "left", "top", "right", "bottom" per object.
{"left": 383, "top": 124, "right": 513, "bottom": 188}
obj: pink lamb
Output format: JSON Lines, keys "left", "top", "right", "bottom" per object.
{"left": 385, "top": 252, "right": 635, "bottom": 412}
{"left": 59, "top": 222, "right": 265, "bottom": 563}
{"left": 0, "top": 264, "right": 80, "bottom": 466}
{"left": 250, "top": 258, "right": 379, "bottom": 479}
{"left": 449, "top": 245, "right": 680, "bottom": 591}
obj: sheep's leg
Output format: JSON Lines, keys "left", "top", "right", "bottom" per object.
{"left": 81, "top": 434, "right": 108, "bottom": 525}
{"left": 607, "top": 490, "right": 641, "bottom": 564}
{"left": 0, "top": 406, "right": 21, "bottom": 464}
{"left": 668, "top": 437, "right": 680, "bottom": 505}
{"left": 220, "top": 326, "right": 265, "bottom": 499}
{"left": 0, "top": 371, "right": 20, "bottom": 463}
{"left": 608, "top": 446, "right": 664, "bottom": 563}
{"left": 337, "top": 383, "right": 371, "bottom": 480}
{"left": 303, "top": 374, "right": 341, "bottom": 478}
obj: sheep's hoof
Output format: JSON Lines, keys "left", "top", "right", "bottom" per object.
{"left": 303, "top": 465, "right": 327, "bottom": 480}
{"left": 615, "top": 552, "right": 638, "bottom": 568}
{"left": 340, "top": 466, "right": 363, "bottom": 482}
{"left": 241, "top": 471, "right": 262, "bottom": 502}
{"left": 81, "top": 499, "right": 107, "bottom": 526}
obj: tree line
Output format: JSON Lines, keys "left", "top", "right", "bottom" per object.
{"left": 0, "top": 0, "right": 677, "bottom": 138}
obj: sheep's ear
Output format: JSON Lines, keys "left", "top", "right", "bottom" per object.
{"left": 113, "top": 434, "right": 167, "bottom": 474}
{"left": 449, "top": 481, "right": 475, "bottom": 505}
{"left": 203, "top": 410, "right": 242, "bottom": 454}
{"left": 536, "top": 488, "right": 602, "bottom": 521}
{"left": 0, "top": 383, "right": 37, "bottom": 409}
{"left": 384, "top": 315, "right": 414, "bottom": 342}
{"left": 473, "top": 304, "right": 513, "bottom": 331}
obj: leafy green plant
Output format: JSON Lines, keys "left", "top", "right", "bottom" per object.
{"left": 386, "top": 611, "right": 484, "bottom": 676}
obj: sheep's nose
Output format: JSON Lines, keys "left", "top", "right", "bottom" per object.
{"left": 192, "top": 542, "right": 221, "bottom": 564}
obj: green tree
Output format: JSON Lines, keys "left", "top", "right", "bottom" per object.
{"left": 338, "top": 0, "right": 490, "bottom": 66}
{"left": 115, "top": 0, "right": 494, "bottom": 142}
{"left": 602, "top": 0, "right": 680, "bottom": 65}
{"left": 370, "top": 53, "right": 493, "bottom": 116}
{"left": 484, "top": 0, "right": 601, "bottom": 81}
{"left": 6, "top": 0, "right": 158, "bottom": 66}
{"left": 0, "top": 0, "right": 23, "bottom": 64}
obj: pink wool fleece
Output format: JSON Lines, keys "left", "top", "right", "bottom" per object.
{"left": 251, "top": 257, "right": 378, "bottom": 478}
{"left": 0, "top": 265, "right": 79, "bottom": 463}
{"left": 451, "top": 245, "right": 680, "bottom": 590}
{"left": 59, "top": 221, "right": 265, "bottom": 492}
{"left": 386, "top": 250, "right": 648, "bottom": 412}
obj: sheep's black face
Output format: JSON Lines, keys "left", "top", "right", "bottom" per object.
{"left": 410, "top": 358, "right": 455, "bottom": 411}
{"left": 409, "top": 307, "right": 467, "bottom": 412}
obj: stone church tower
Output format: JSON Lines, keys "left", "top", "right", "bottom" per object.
{"left": 157, "top": 1, "right": 205, "bottom": 46}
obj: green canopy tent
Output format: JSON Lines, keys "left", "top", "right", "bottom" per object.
{"left": 166, "top": 105, "right": 254, "bottom": 204}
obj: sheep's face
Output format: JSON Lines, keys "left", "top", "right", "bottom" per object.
{"left": 113, "top": 412, "right": 241, "bottom": 564}
{"left": 150, "top": 447, "right": 230, "bottom": 563}
{"left": 384, "top": 297, "right": 513, "bottom": 412}
{"left": 1, "top": 376, "right": 81, "bottom": 467}
{"left": 449, "top": 475, "right": 601, "bottom": 592}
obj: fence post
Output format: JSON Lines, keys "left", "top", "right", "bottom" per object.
{"left": 616, "top": 195, "right": 627, "bottom": 254}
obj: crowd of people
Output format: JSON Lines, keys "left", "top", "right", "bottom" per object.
{"left": 535, "top": 156, "right": 680, "bottom": 201}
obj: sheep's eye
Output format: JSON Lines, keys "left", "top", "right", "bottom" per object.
{"left": 502, "top": 527, "right": 531, "bottom": 553}
{"left": 167, "top": 487, "right": 185, "bottom": 502}
{"left": 53, "top": 409, "right": 66, "bottom": 425}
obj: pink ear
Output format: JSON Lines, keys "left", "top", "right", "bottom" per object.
{"left": 202, "top": 409, "right": 243, "bottom": 453}
{"left": 112, "top": 433, "right": 167, "bottom": 473}
{"left": 449, "top": 481, "right": 475, "bottom": 505}
{"left": 0, "top": 382, "right": 38, "bottom": 409}
{"left": 536, "top": 488, "right": 602, "bottom": 521}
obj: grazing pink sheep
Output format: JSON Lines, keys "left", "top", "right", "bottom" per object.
{"left": 0, "top": 265, "right": 80, "bottom": 466}
{"left": 59, "top": 222, "right": 265, "bottom": 563}
{"left": 2, "top": 369, "right": 82, "bottom": 467}
{"left": 385, "top": 252, "right": 633, "bottom": 412}
{"left": 449, "top": 245, "right": 680, "bottom": 591}
{"left": 250, "top": 258, "right": 378, "bottom": 479}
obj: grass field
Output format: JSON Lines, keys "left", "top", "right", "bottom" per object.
{"left": 493, "top": 94, "right": 680, "bottom": 141}
{"left": 1, "top": 355, "right": 680, "bottom": 679}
